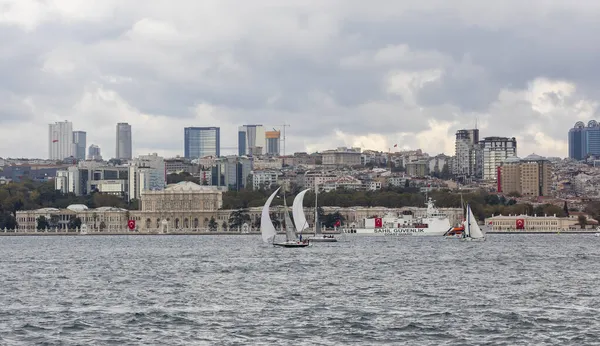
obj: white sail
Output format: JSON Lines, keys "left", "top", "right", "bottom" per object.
{"left": 283, "top": 195, "right": 297, "bottom": 241}
{"left": 260, "top": 188, "right": 280, "bottom": 243}
{"left": 292, "top": 189, "right": 310, "bottom": 233}
{"left": 467, "top": 206, "right": 485, "bottom": 239}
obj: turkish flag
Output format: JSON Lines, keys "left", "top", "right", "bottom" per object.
{"left": 128, "top": 219, "right": 136, "bottom": 230}
{"left": 375, "top": 218, "right": 383, "bottom": 228}
{"left": 516, "top": 219, "right": 524, "bottom": 229}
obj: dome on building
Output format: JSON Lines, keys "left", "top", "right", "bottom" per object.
{"left": 588, "top": 120, "right": 598, "bottom": 128}
{"left": 574, "top": 121, "right": 585, "bottom": 129}
{"left": 95, "top": 206, "right": 127, "bottom": 212}
{"left": 523, "top": 153, "right": 546, "bottom": 161}
{"left": 67, "top": 204, "right": 89, "bottom": 212}
{"left": 165, "top": 181, "right": 221, "bottom": 192}
{"left": 35, "top": 207, "right": 60, "bottom": 213}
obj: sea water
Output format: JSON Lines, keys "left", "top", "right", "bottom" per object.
{"left": 0, "top": 234, "right": 598, "bottom": 345}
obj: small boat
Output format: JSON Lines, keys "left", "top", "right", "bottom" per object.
{"left": 261, "top": 187, "right": 310, "bottom": 248}
{"left": 461, "top": 203, "right": 485, "bottom": 242}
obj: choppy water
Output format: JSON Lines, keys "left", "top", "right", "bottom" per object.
{"left": 0, "top": 234, "right": 599, "bottom": 345}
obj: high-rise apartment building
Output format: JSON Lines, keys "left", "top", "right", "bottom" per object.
{"left": 265, "top": 130, "right": 281, "bottom": 156}
{"left": 72, "top": 131, "right": 87, "bottom": 161}
{"left": 454, "top": 129, "right": 482, "bottom": 180}
{"left": 116, "top": 123, "right": 133, "bottom": 160}
{"left": 568, "top": 120, "right": 600, "bottom": 160}
{"left": 184, "top": 127, "right": 220, "bottom": 159}
{"left": 88, "top": 144, "right": 102, "bottom": 161}
{"left": 49, "top": 121, "right": 75, "bottom": 160}
{"left": 498, "top": 154, "right": 552, "bottom": 197}
{"left": 238, "top": 125, "right": 265, "bottom": 156}
{"left": 480, "top": 136, "right": 517, "bottom": 181}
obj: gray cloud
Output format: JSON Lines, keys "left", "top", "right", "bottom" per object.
{"left": 0, "top": 1, "right": 598, "bottom": 158}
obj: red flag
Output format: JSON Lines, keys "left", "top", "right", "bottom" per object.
{"left": 516, "top": 219, "right": 524, "bottom": 229}
{"left": 128, "top": 219, "right": 136, "bottom": 230}
{"left": 393, "top": 144, "right": 397, "bottom": 147}
{"left": 374, "top": 218, "right": 382, "bottom": 228}
{"left": 335, "top": 220, "right": 341, "bottom": 227}
{"left": 52, "top": 139, "right": 58, "bottom": 143}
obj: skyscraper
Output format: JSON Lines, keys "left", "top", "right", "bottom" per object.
{"left": 184, "top": 127, "right": 220, "bottom": 159}
{"left": 238, "top": 125, "right": 265, "bottom": 156}
{"left": 116, "top": 123, "right": 132, "bottom": 160}
{"left": 49, "top": 121, "right": 75, "bottom": 160}
{"left": 88, "top": 144, "right": 102, "bottom": 161}
{"left": 454, "top": 129, "right": 482, "bottom": 180}
{"left": 265, "top": 130, "right": 281, "bottom": 156}
{"left": 72, "top": 131, "right": 87, "bottom": 160}
{"left": 568, "top": 120, "right": 600, "bottom": 160}
{"left": 480, "top": 136, "right": 517, "bottom": 181}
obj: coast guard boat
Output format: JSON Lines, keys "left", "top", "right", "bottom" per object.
{"left": 344, "top": 198, "right": 453, "bottom": 236}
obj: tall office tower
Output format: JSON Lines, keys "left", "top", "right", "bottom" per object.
{"left": 265, "top": 130, "right": 281, "bottom": 156}
{"left": 568, "top": 120, "right": 600, "bottom": 161}
{"left": 480, "top": 136, "right": 517, "bottom": 181}
{"left": 72, "top": 131, "right": 87, "bottom": 160}
{"left": 454, "top": 129, "right": 482, "bottom": 179}
{"left": 88, "top": 144, "right": 102, "bottom": 161}
{"left": 49, "top": 121, "right": 75, "bottom": 160}
{"left": 116, "top": 123, "right": 133, "bottom": 160}
{"left": 184, "top": 127, "right": 220, "bottom": 159}
{"left": 238, "top": 125, "right": 266, "bottom": 156}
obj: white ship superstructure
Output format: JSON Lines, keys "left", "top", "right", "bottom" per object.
{"left": 345, "top": 198, "right": 452, "bottom": 236}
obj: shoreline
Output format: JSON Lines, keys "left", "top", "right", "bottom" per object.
{"left": 0, "top": 230, "right": 597, "bottom": 236}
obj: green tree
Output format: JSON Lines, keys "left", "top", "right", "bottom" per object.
{"left": 228, "top": 209, "right": 251, "bottom": 230}
{"left": 578, "top": 215, "right": 588, "bottom": 229}
{"left": 0, "top": 212, "right": 18, "bottom": 230}
{"left": 67, "top": 216, "right": 82, "bottom": 230}
{"left": 36, "top": 215, "right": 50, "bottom": 230}
{"left": 208, "top": 217, "right": 218, "bottom": 231}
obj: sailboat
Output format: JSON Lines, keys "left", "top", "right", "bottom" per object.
{"left": 461, "top": 203, "right": 486, "bottom": 242}
{"left": 292, "top": 186, "right": 337, "bottom": 243}
{"left": 261, "top": 187, "right": 310, "bottom": 248}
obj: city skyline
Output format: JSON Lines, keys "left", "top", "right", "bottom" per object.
{"left": 1, "top": 2, "right": 598, "bottom": 159}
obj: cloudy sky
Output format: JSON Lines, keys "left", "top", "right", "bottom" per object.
{"left": 1, "top": 0, "right": 598, "bottom": 159}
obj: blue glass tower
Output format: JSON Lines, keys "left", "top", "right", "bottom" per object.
{"left": 569, "top": 120, "right": 600, "bottom": 160}
{"left": 184, "top": 127, "right": 220, "bottom": 159}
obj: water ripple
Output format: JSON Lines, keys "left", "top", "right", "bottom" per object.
{"left": 0, "top": 234, "right": 600, "bottom": 345}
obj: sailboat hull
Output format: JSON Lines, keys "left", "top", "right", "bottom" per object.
{"left": 274, "top": 241, "right": 311, "bottom": 248}
{"left": 306, "top": 236, "right": 337, "bottom": 242}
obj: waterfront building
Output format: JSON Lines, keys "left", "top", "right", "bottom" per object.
{"left": 72, "top": 131, "right": 87, "bottom": 161}
{"left": 49, "top": 121, "right": 75, "bottom": 160}
{"left": 485, "top": 214, "right": 593, "bottom": 231}
{"left": 568, "top": 120, "right": 600, "bottom": 160}
{"left": 184, "top": 127, "right": 220, "bottom": 159}
{"left": 480, "top": 136, "right": 517, "bottom": 181}
{"left": 238, "top": 125, "right": 266, "bottom": 156}
{"left": 116, "top": 123, "right": 133, "bottom": 160}
{"left": 88, "top": 144, "right": 102, "bottom": 161}
{"left": 16, "top": 205, "right": 131, "bottom": 232}
{"left": 322, "top": 147, "right": 361, "bottom": 166}
{"left": 139, "top": 181, "right": 223, "bottom": 231}
{"left": 498, "top": 154, "right": 552, "bottom": 197}
{"left": 454, "top": 129, "right": 482, "bottom": 180}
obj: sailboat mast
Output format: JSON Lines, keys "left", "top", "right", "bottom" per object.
{"left": 466, "top": 204, "right": 470, "bottom": 238}
{"left": 314, "top": 184, "right": 319, "bottom": 235}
